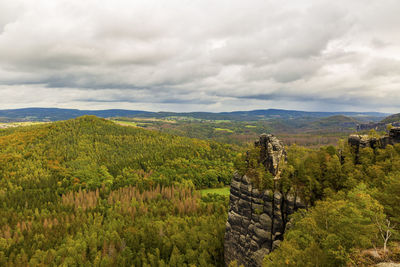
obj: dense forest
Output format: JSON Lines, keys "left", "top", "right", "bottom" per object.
{"left": 240, "top": 138, "right": 400, "bottom": 266}
{"left": 112, "top": 116, "right": 352, "bottom": 147}
{"left": 0, "top": 116, "right": 236, "bottom": 192}
{"left": 0, "top": 116, "right": 236, "bottom": 266}
{"left": 0, "top": 116, "right": 399, "bottom": 266}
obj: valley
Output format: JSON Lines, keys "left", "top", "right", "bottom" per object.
{"left": 0, "top": 111, "right": 399, "bottom": 266}
{"left": 2, "top": 1, "right": 399, "bottom": 266}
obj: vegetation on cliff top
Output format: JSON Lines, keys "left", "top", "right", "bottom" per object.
{"left": 263, "top": 141, "right": 400, "bottom": 266}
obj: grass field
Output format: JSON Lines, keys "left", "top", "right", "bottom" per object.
{"left": 199, "top": 186, "right": 230, "bottom": 196}
{"left": 214, "top": 128, "right": 234, "bottom": 133}
{"left": 131, "top": 117, "right": 176, "bottom": 123}
{"left": 0, "top": 122, "right": 47, "bottom": 129}
{"left": 111, "top": 120, "right": 138, "bottom": 127}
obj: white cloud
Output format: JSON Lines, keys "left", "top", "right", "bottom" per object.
{"left": 0, "top": 0, "right": 399, "bottom": 112}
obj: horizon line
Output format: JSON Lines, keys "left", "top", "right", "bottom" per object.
{"left": 0, "top": 107, "right": 392, "bottom": 115}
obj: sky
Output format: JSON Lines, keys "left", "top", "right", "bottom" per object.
{"left": 0, "top": 0, "right": 400, "bottom": 113}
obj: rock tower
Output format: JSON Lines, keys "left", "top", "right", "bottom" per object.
{"left": 224, "top": 134, "right": 304, "bottom": 267}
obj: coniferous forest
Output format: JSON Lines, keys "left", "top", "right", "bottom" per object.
{"left": 0, "top": 116, "right": 399, "bottom": 266}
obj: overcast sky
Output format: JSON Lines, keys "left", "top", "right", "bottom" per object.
{"left": 0, "top": 0, "right": 400, "bottom": 112}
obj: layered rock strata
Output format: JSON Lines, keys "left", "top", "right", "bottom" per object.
{"left": 224, "top": 134, "right": 304, "bottom": 267}
{"left": 349, "top": 127, "right": 400, "bottom": 150}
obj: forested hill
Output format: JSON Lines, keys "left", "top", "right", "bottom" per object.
{"left": 0, "top": 107, "right": 388, "bottom": 122}
{"left": 381, "top": 113, "right": 400, "bottom": 124}
{"left": 0, "top": 115, "right": 237, "bottom": 194}
{"left": 0, "top": 116, "right": 237, "bottom": 266}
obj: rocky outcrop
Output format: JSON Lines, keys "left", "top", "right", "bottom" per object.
{"left": 255, "top": 134, "right": 286, "bottom": 177}
{"left": 348, "top": 134, "right": 379, "bottom": 150}
{"left": 357, "top": 122, "right": 400, "bottom": 132}
{"left": 224, "top": 134, "right": 304, "bottom": 267}
{"left": 349, "top": 127, "right": 400, "bottom": 150}
{"left": 389, "top": 127, "right": 400, "bottom": 139}
{"left": 376, "top": 263, "right": 400, "bottom": 267}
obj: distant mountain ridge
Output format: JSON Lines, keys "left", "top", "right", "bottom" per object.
{"left": 356, "top": 113, "right": 400, "bottom": 131}
{"left": 220, "top": 109, "right": 387, "bottom": 118}
{"left": 0, "top": 107, "right": 390, "bottom": 122}
{"left": 381, "top": 113, "right": 400, "bottom": 124}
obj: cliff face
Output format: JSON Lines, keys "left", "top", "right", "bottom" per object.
{"left": 224, "top": 134, "right": 303, "bottom": 267}
{"left": 349, "top": 127, "right": 400, "bottom": 150}
{"left": 224, "top": 129, "right": 400, "bottom": 266}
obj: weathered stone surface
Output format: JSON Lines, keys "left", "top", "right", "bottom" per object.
{"left": 349, "top": 127, "right": 400, "bottom": 150}
{"left": 348, "top": 134, "right": 379, "bottom": 149}
{"left": 376, "top": 263, "right": 400, "bottom": 267}
{"left": 252, "top": 248, "right": 270, "bottom": 267}
{"left": 389, "top": 127, "right": 400, "bottom": 139}
{"left": 273, "top": 192, "right": 282, "bottom": 201}
{"left": 224, "top": 134, "right": 303, "bottom": 267}
{"left": 252, "top": 188, "right": 261, "bottom": 198}
{"left": 252, "top": 196, "right": 264, "bottom": 204}
{"left": 230, "top": 187, "right": 240, "bottom": 198}
{"left": 240, "top": 235, "right": 246, "bottom": 244}
{"left": 254, "top": 227, "right": 271, "bottom": 241}
{"left": 255, "top": 134, "right": 286, "bottom": 176}
{"left": 252, "top": 213, "right": 259, "bottom": 222}
{"left": 262, "top": 190, "right": 273, "bottom": 202}
{"left": 259, "top": 214, "right": 272, "bottom": 228}
{"left": 242, "top": 218, "right": 251, "bottom": 228}
{"left": 231, "top": 179, "right": 241, "bottom": 190}
{"left": 228, "top": 211, "right": 242, "bottom": 226}
{"left": 241, "top": 174, "right": 251, "bottom": 185}
{"left": 240, "top": 183, "right": 252, "bottom": 195}
{"left": 238, "top": 198, "right": 251, "bottom": 209}
{"left": 250, "top": 239, "right": 259, "bottom": 251}
{"left": 263, "top": 201, "right": 273, "bottom": 216}
{"left": 248, "top": 223, "right": 255, "bottom": 233}
{"left": 252, "top": 203, "right": 263, "bottom": 212}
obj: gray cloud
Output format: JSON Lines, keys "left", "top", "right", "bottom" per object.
{"left": 0, "top": 0, "right": 399, "bottom": 112}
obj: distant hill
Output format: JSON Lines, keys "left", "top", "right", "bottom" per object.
{"left": 0, "top": 115, "right": 236, "bottom": 191}
{"left": 219, "top": 109, "right": 386, "bottom": 120}
{"left": 381, "top": 113, "right": 400, "bottom": 124}
{"left": 0, "top": 108, "right": 151, "bottom": 122}
{"left": 0, "top": 115, "right": 236, "bottom": 266}
{"left": 356, "top": 113, "right": 400, "bottom": 131}
{"left": 0, "top": 107, "right": 389, "bottom": 122}
{"left": 311, "top": 115, "right": 359, "bottom": 127}
{"left": 278, "top": 115, "right": 360, "bottom": 134}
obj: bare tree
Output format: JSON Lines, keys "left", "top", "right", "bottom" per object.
{"left": 376, "top": 217, "right": 395, "bottom": 255}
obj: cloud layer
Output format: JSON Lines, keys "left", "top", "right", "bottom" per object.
{"left": 0, "top": 0, "right": 400, "bottom": 112}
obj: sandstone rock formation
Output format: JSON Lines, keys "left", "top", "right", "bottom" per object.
{"left": 224, "top": 134, "right": 304, "bottom": 267}
{"left": 348, "top": 134, "right": 379, "bottom": 150}
{"left": 255, "top": 134, "right": 286, "bottom": 177}
{"left": 349, "top": 127, "right": 400, "bottom": 150}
